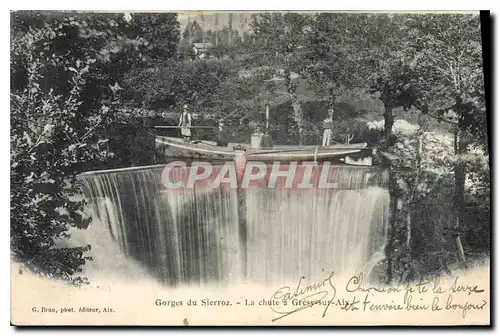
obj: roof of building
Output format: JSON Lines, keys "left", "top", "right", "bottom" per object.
{"left": 192, "top": 42, "right": 214, "bottom": 49}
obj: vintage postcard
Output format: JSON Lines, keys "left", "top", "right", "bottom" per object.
{"left": 10, "top": 10, "right": 490, "bottom": 326}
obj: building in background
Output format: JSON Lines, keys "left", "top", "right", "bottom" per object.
{"left": 192, "top": 42, "right": 213, "bottom": 59}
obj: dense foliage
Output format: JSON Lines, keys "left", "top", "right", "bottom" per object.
{"left": 10, "top": 12, "right": 160, "bottom": 282}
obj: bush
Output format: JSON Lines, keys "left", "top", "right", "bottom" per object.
{"left": 10, "top": 60, "right": 110, "bottom": 283}
{"left": 10, "top": 13, "right": 147, "bottom": 283}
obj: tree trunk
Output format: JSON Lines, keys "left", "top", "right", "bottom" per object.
{"left": 290, "top": 93, "right": 304, "bottom": 145}
{"left": 228, "top": 13, "right": 233, "bottom": 30}
{"left": 406, "top": 205, "right": 412, "bottom": 249}
{"left": 284, "top": 66, "right": 304, "bottom": 145}
{"left": 453, "top": 124, "right": 468, "bottom": 269}
{"left": 383, "top": 102, "right": 395, "bottom": 284}
{"left": 408, "top": 115, "right": 424, "bottom": 251}
{"left": 383, "top": 103, "right": 394, "bottom": 149}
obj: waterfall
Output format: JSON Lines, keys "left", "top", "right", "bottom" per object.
{"left": 80, "top": 167, "right": 242, "bottom": 286}
{"left": 78, "top": 164, "right": 389, "bottom": 286}
{"left": 245, "top": 166, "right": 390, "bottom": 284}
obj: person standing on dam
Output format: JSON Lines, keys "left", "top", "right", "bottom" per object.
{"left": 178, "top": 104, "right": 193, "bottom": 142}
{"left": 216, "top": 119, "right": 229, "bottom": 147}
{"left": 322, "top": 108, "right": 334, "bottom": 146}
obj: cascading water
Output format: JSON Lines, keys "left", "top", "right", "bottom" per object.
{"left": 80, "top": 166, "right": 242, "bottom": 286}
{"left": 245, "top": 166, "right": 390, "bottom": 284}
{"left": 78, "top": 164, "right": 389, "bottom": 287}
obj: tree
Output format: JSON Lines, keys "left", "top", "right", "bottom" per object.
{"left": 190, "top": 21, "right": 204, "bottom": 43}
{"left": 405, "top": 14, "right": 487, "bottom": 269}
{"left": 10, "top": 12, "right": 146, "bottom": 282}
{"left": 251, "top": 13, "right": 311, "bottom": 144}
{"left": 122, "top": 59, "right": 232, "bottom": 111}
{"left": 352, "top": 14, "right": 420, "bottom": 149}
{"left": 207, "top": 67, "right": 280, "bottom": 143}
{"left": 129, "top": 13, "right": 180, "bottom": 64}
{"left": 307, "top": 14, "right": 421, "bottom": 282}
{"left": 304, "top": 14, "right": 425, "bottom": 149}
{"left": 302, "top": 14, "right": 371, "bottom": 131}
{"left": 208, "top": 27, "right": 241, "bottom": 59}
